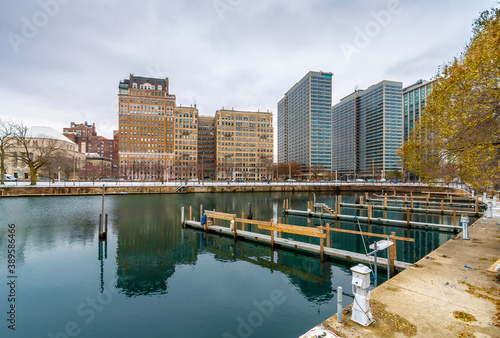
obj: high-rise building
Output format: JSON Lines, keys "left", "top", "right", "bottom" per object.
{"left": 173, "top": 106, "right": 198, "bottom": 180}
{"left": 117, "top": 74, "right": 176, "bottom": 180}
{"left": 331, "top": 91, "right": 360, "bottom": 178}
{"left": 278, "top": 71, "right": 333, "bottom": 176}
{"left": 215, "top": 109, "right": 273, "bottom": 180}
{"left": 403, "top": 79, "right": 433, "bottom": 142}
{"left": 198, "top": 116, "right": 216, "bottom": 180}
{"left": 332, "top": 80, "right": 403, "bottom": 179}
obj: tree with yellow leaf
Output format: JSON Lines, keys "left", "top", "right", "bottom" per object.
{"left": 399, "top": 7, "right": 500, "bottom": 191}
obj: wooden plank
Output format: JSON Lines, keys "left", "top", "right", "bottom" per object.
{"left": 235, "top": 218, "right": 271, "bottom": 227}
{"left": 205, "top": 210, "right": 237, "bottom": 221}
{"left": 487, "top": 259, "right": 500, "bottom": 272}
{"left": 318, "top": 226, "right": 414, "bottom": 242}
{"left": 389, "top": 232, "right": 396, "bottom": 277}
{"left": 258, "top": 224, "right": 326, "bottom": 238}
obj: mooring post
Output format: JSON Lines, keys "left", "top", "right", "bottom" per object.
{"left": 337, "top": 286, "right": 343, "bottom": 323}
{"left": 189, "top": 206, "right": 192, "bottom": 221}
{"left": 365, "top": 192, "right": 368, "bottom": 201}
{"left": 453, "top": 210, "right": 457, "bottom": 226}
{"left": 233, "top": 216, "right": 237, "bottom": 239}
{"left": 314, "top": 193, "right": 316, "bottom": 204}
{"left": 105, "top": 214, "right": 108, "bottom": 236}
{"left": 367, "top": 205, "right": 372, "bottom": 223}
{"left": 441, "top": 200, "right": 444, "bottom": 214}
{"left": 326, "top": 222, "right": 330, "bottom": 247}
{"left": 101, "top": 185, "right": 105, "bottom": 233}
{"left": 270, "top": 219, "right": 275, "bottom": 250}
{"left": 406, "top": 208, "right": 410, "bottom": 227}
{"left": 200, "top": 204, "right": 203, "bottom": 221}
{"left": 427, "top": 193, "right": 430, "bottom": 205}
{"left": 181, "top": 207, "right": 185, "bottom": 226}
{"left": 338, "top": 195, "right": 342, "bottom": 215}
{"left": 320, "top": 235, "right": 324, "bottom": 261}
{"left": 389, "top": 232, "right": 397, "bottom": 277}
{"left": 99, "top": 214, "right": 102, "bottom": 235}
{"left": 411, "top": 198, "right": 414, "bottom": 211}
{"left": 360, "top": 196, "right": 364, "bottom": 207}
{"left": 405, "top": 194, "right": 407, "bottom": 203}
{"left": 283, "top": 199, "right": 285, "bottom": 216}
{"left": 278, "top": 217, "right": 282, "bottom": 238}
{"left": 241, "top": 212, "right": 245, "bottom": 231}
{"left": 213, "top": 209, "right": 216, "bottom": 225}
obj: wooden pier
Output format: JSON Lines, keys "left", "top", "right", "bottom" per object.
{"left": 181, "top": 207, "right": 413, "bottom": 274}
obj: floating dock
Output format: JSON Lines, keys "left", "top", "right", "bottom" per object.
{"left": 181, "top": 207, "right": 413, "bottom": 273}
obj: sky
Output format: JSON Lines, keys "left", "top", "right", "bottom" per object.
{"left": 0, "top": 0, "right": 495, "bottom": 140}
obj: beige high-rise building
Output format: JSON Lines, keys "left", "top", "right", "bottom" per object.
{"left": 197, "top": 116, "right": 216, "bottom": 180}
{"left": 215, "top": 109, "right": 273, "bottom": 180}
{"left": 117, "top": 74, "right": 175, "bottom": 180}
{"left": 173, "top": 106, "right": 198, "bottom": 180}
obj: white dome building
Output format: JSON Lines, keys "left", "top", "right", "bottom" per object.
{"left": 6, "top": 126, "right": 86, "bottom": 181}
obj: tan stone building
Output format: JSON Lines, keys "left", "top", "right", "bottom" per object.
{"left": 197, "top": 116, "right": 216, "bottom": 180}
{"left": 173, "top": 106, "right": 198, "bottom": 180}
{"left": 117, "top": 74, "right": 176, "bottom": 180}
{"left": 215, "top": 109, "right": 274, "bottom": 180}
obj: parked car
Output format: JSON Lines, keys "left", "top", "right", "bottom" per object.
{"left": 287, "top": 179, "right": 296, "bottom": 182}
{"left": 4, "top": 174, "right": 16, "bottom": 181}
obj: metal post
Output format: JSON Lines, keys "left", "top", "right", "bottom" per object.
{"left": 181, "top": 206, "right": 185, "bottom": 226}
{"left": 488, "top": 202, "right": 493, "bottom": 218}
{"left": 337, "top": 286, "right": 343, "bottom": 323}
{"left": 373, "top": 241, "right": 378, "bottom": 287}
{"left": 101, "top": 185, "right": 105, "bottom": 230}
{"left": 461, "top": 215, "right": 469, "bottom": 240}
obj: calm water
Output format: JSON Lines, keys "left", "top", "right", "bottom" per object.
{"left": 0, "top": 191, "right": 460, "bottom": 337}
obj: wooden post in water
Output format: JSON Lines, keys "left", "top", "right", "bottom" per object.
{"left": 453, "top": 210, "right": 457, "bottom": 226}
{"left": 367, "top": 205, "right": 372, "bottom": 223}
{"left": 181, "top": 207, "right": 185, "bottom": 226}
{"left": 213, "top": 209, "right": 216, "bottom": 225}
{"left": 233, "top": 215, "right": 237, "bottom": 240}
{"left": 320, "top": 234, "right": 324, "bottom": 261}
{"left": 426, "top": 193, "right": 430, "bottom": 205}
{"left": 360, "top": 196, "right": 364, "bottom": 207}
{"left": 326, "top": 222, "right": 330, "bottom": 248}
{"left": 241, "top": 212, "right": 245, "bottom": 231}
{"left": 314, "top": 193, "right": 316, "bottom": 204}
{"left": 200, "top": 204, "right": 203, "bottom": 221}
{"left": 389, "top": 232, "right": 397, "bottom": 277}
{"left": 365, "top": 192, "right": 369, "bottom": 201}
{"left": 189, "top": 206, "right": 192, "bottom": 221}
{"left": 406, "top": 208, "right": 410, "bottom": 227}
{"left": 411, "top": 198, "right": 414, "bottom": 211}
{"left": 405, "top": 194, "right": 407, "bottom": 203}
{"left": 270, "top": 219, "right": 275, "bottom": 250}
{"left": 278, "top": 217, "right": 282, "bottom": 238}
{"left": 441, "top": 200, "right": 444, "bottom": 214}
{"left": 338, "top": 195, "right": 342, "bottom": 215}
{"left": 384, "top": 194, "right": 388, "bottom": 209}
{"left": 283, "top": 199, "right": 285, "bottom": 216}
{"left": 105, "top": 214, "right": 108, "bottom": 236}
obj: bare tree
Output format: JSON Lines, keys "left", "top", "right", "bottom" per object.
{"left": 12, "top": 123, "right": 61, "bottom": 185}
{"left": 0, "top": 119, "right": 15, "bottom": 184}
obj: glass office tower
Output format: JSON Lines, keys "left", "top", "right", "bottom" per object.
{"left": 278, "top": 71, "right": 333, "bottom": 175}
{"left": 403, "top": 79, "right": 433, "bottom": 141}
{"left": 332, "top": 80, "right": 403, "bottom": 179}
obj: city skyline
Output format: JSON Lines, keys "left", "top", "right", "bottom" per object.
{"left": 0, "top": 1, "right": 493, "bottom": 141}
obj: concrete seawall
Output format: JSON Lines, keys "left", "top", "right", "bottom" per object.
{"left": 0, "top": 183, "right": 461, "bottom": 197}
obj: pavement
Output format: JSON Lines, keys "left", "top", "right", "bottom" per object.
{"left": 303, "top": 199, "right": 500, "bottom": 338}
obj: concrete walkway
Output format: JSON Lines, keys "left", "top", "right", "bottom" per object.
{"left": 306, "top": 201, "right": 500, "bottom": 337}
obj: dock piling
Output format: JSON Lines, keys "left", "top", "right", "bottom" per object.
{"left": 181, "top": 207, "right": 185, "bottom": 226}
{"left": 389, "top": 232, "right": 397, "bottom": 277}
{"left": 337, "top": 286, "right": 343, "bottom": 323}
{"left": 189, "top": 206, "right": 192, "bottom": 221}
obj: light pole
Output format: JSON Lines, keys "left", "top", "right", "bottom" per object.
{"left": 58, "top": 167, "right": 61, "bottom": 182}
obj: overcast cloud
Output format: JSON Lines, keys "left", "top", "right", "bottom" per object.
{"left": 0, "top": 0, "right": 494, "bottom": 140}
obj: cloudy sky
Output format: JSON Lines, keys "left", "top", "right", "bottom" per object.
{"left": 0, "top": 0, "right": 494, "bottom": 139}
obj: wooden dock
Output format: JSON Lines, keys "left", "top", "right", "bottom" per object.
{"left": 285, "top": 208, "right": 462, "bottom": 231}
{"left": 181, "top": 207, "right": 413, "bottom": 273}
